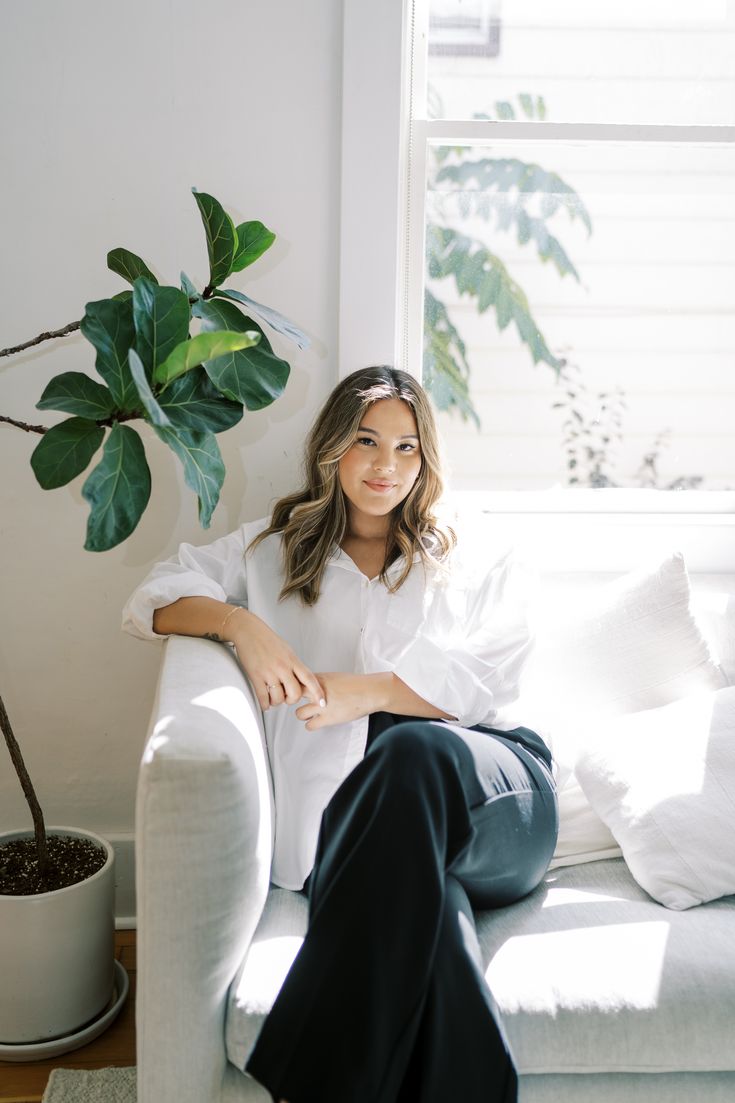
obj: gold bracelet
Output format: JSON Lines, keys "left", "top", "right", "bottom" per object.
{"left": 219, "top": 605, "right": 244, "bottom": 638}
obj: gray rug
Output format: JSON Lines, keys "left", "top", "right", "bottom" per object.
{"left": 42, "top": 1066, "right": 136, "bottom": 1102}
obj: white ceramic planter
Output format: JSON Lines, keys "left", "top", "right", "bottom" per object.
{"left": 0, "top": 826, "right": 115, "bottom": 1044}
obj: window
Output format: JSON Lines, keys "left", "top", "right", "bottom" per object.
{"left": 407, "top": 0, "right": 735, "bottom": 494}
{"left": 339, "top": 0, "right": 735, "bottom": 567}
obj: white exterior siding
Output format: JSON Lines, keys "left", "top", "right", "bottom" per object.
{"left": 430, "top": 8, "right": 735, "bottom": 126}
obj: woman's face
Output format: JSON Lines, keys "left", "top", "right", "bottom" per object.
{"left": 338, "top": 398, "right": 422, "bottom": 532}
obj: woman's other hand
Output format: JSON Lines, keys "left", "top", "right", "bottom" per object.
{"left": 295, "top": 672, "right": 382, "bottom": 730}
{"left": 227, "top": 609, "right": 325, "bottom": 713}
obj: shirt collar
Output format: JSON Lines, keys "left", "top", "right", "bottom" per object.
{"left": 327, "top": 546, "right": 361, "bottom": 573}
{"left": 327, "top": 544, "right": 422, "bottom": 579}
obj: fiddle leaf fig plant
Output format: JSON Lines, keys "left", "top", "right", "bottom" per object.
{"left": 2, "top": 187, "right": 308, "bottom": 553}
{"left": 0, "top": 189, "right": 308, "bottom": 889}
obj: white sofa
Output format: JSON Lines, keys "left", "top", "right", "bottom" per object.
{"left": 134, "top": 553, "right": 735, "bottom": 1103}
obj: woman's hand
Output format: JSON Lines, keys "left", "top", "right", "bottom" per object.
{"left": 229, "top": 609, "right": 325, "bottom": 713}
{"left": 295, "top": 672, "right": 384, "bottom": 731}
{"left": 295, "top": 670, "right": 454, "bottom": 731}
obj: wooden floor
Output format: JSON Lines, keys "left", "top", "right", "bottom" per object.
{"left": 0, "top": 930, "right": 136, "bottom": 1103}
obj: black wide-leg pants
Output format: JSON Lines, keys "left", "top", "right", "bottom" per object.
{"left": 246, "top": 717, "right": 559, "bottom": 1103}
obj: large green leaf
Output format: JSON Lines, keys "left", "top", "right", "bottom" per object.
{"left": 425, "top": 288, "right": 470, "bottom": 373}
{"left": 460, "top": 191, "right": 581, "bottom": 280}
{"left": 432, "top": 164, "right": 586, "bottom": 279}
{"left": 436, "top": 157, "right": 592, "bottom": 234}
{"left": 193, "top": 298, "right": 290, "bottom": 409}
{"left": 213, "top": 288, "right": 310, "bottom": 349}
{"left": 80, "top": 297, "right": 139, "bottom": 411}
{"left": 495, "top": 284, "right": 513, "bottom": 330}
{"left": 132, "top": 277, "right": 190, "bottom": 380}
{"left": 159, "top": 369, "right": 243, "bottom": 434}
{"left": 107, "top": 248, "right": 158, "bottom": 286}
{"left": 192, "top": 189, "right": 237, "bottom": 289}
{"left": 231, "top": 220, "right": 276, "bottom": 273}
{"left": 30, "top": 417, "right": 105, "bottom": 490}
{"left": 426, "top": 227, "right": 565, "bottom": 372}
{"left": 37, "top": 372, "right": 116, "bottom": 420}
{"left": 180, "top": 271, "right": 200, "bottom": 302}
{"left": 82, "top": 424, "right": 151, "bottom": 552}
{"left": 153, "top": 329, "right": 260, "bottom": 388}
{"left": 423, "top": 290, "right": 479, "bottom": 427}
{"left": 154, "top": 424, "right": 224, "bottom": 527}
{"left": 128, "top": 349, "right": 171, "bottom": 428}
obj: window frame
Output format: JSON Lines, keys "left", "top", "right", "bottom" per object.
{"left": 339, "top": 0, "right": 735, "bottom": 563}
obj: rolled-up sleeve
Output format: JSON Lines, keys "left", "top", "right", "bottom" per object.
{"left": 121, "top": 528, "right": 249, "bottom": 640}
{"left": 392, "top": 551, "right": 534, "bottom": 727}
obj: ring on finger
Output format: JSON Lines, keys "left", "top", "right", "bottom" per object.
{"left": 266, "top": 683, "right": 279, "bottom": 692}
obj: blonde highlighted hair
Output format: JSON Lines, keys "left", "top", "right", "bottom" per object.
{"left": 249, "top": 366, "right": 455, "bottom": 604}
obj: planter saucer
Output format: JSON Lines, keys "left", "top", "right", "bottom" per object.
{"left": 0, "top": 959, "right": 129, "bottom": 1063}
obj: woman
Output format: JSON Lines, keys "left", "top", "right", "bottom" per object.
{"left": 123, "top": 366, "right": 558, "bottom": 1103}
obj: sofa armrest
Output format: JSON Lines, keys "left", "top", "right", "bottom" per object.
{"left": 135, "top": 635, "right": 274, "bottom": 1103}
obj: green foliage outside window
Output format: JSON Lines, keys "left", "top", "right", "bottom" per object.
{"left": 422, "top": 94, "right": 702, "bottom": 489}
{"left": 423, "top": 94, "right": 591, "bottom": 426}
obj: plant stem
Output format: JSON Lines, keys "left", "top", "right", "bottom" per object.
{"left": 0, "top": 692, "right": 48, "bottom": 880}
{"left": 0, "top": 320, "right": 77, "bottom": 440}
{"left": 0, "top": 415, "right": 48, "bottom": 435}
{"left": 97, "top": 410, "right": 143, "bottom": 428}
{"left": 0, "top": 320, "right": 81, "bottom": 359}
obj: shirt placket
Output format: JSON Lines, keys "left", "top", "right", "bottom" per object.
{"left": 356, "top": 574, "right": 372, "bottom": 673}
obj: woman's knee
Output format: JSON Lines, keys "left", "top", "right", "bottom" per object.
{"left": 368, "top": 720, "right": 456, "bottom": 776}
{"left": 458, "top": 789, "right": 559, "bottom": 909}
{"left": 367, "top": 722, "right": 484, "bottom": 811}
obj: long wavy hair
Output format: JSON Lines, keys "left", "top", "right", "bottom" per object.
{"left": 249, "top": 366, "right": 456, "bottom": 605}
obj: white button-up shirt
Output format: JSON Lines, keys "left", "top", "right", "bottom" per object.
{"left": 122, "top": 518, "right": 532, "bottom": 889}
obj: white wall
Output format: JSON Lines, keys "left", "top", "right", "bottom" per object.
{"left": 0, "top": 0, "right": 343, "bottom": 835}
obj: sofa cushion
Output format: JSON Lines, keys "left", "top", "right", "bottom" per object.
{"left": 226, "top": 888, "right": 309, "bottom": 1069}
{"left": 479, "top": 859, "right": 735, "bottom": 1074}
{"left": 226, "top": 860, "right": 735, "bottom": 1075}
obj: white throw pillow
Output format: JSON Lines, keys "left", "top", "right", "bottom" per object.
{"left": 517, "top": 552, "right": 727, "bottom": 868}
{"left": 692, "top": 587, "right": 735, "bottom": 685}
{"left": 521, "top": 552, "right": 725, "bottom": 739}
{"left": 575, "top": 686, "right": 735, "bottom": 909}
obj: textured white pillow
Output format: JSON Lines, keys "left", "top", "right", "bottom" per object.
{"left": 521, "top": 553, "right": 725, "bottom": 734}
{"left": 517, "top": 553, "right": 727, "bottom": 868}
{"left": 576, "top": 686, "right": 735, "bottom": 909}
